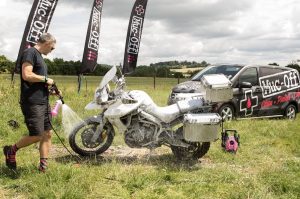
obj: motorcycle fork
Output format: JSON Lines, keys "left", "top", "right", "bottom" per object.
{"left": 91, "top": 115, "right": 106, "bottom": 143}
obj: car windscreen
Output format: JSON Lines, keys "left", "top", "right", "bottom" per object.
{"left": 191, "top": 65, "right": 243, "bottom": 81}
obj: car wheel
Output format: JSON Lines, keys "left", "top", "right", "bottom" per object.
{"left": 219, "top": 104, "right": 234, "bottom": 121}
{"left": 284, "top": 104, "right": 296, "bottom": 120}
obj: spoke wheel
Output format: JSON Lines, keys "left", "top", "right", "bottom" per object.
{"left": 69, "top": 117, "right": 114, "bottom": 156}
{"left": 170, "top": 127, "right": 210, "bottom": 161}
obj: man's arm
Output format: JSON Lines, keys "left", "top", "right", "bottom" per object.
{"left": 22, "top": 62, "right": 54, "bottom": 85}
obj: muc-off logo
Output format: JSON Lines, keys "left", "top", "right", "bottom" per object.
{"left": 95, "top": 0, "right": 102, "bottom": 6}
{"left": 259, "top": 70, "right": 300, "bottom": 98}
{"left": 127, "top": 16, "right": 143, "bottom": 55}
{"left": 135, "top": 5, "right": 145, "bottom": 16}
{"left": 27, "top": 0, "right": 57, "bottom": 44}
{"left": 88, "top": 6, "right": 101, "bottom": 51}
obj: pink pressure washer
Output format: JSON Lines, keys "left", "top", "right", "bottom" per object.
{"left": 221, "top": 129, "right": 240, "bottom": 153}
{"left": 220, "top": 115, "right": 240, "bottom": 153}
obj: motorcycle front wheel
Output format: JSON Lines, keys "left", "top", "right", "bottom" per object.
{"left": 69, "top": 117, "right": 114, "bottom": 156}
{"left": 170, "top": 127, "right": 210, "bottom": 160}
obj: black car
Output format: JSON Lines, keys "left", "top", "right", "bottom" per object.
{"left": 168, "top": 64, "right": 300, "bottom": 120}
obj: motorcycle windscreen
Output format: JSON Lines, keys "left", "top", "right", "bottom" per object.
{"left": 99, "top": 66, "right": 117, "bottom": 89}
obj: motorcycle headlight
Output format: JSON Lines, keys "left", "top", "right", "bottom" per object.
{"left": 95, "top": 85, "right": 110, "bottom": 104}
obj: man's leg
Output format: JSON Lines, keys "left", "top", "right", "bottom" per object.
{"left": 16, "top": 136, "right": 41, "bottom": 148}
{"left": 3, "top": 136, "right": 41, "bottom": 169}
{"left": 39, "top": 130, "right": 52, "bottom": 172}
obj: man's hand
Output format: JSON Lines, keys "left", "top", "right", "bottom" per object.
{"left": 46, "top": 78, "right": 54, "bottom": 85}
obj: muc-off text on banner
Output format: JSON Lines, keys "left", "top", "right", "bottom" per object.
{"left": 88, "top": 6, "right": 101, "bottom": 52}
{"left": 127, "top": 16, "right": 143, "bottom": 55}
{"left": 80, "top": 0, "right": 103, "bottom": 74}
{"left": 123, "top": 0, "right": 148, "bottom": 74}
{"left": 86, "top": 5, "right": 101, "bottom": 62}
{"left": 259, "top": 70, "right": 300, "bottom": 98}
{"left": 26, "top": 0, "right": 58, "bottom": 44}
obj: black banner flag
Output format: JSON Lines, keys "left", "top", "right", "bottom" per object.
{"left": 79, "top": 0, "right": 104, "bottom": 74}
{"left": 13, "top": 0, "right": 59, "bottom": 75}
{"left": 123, "top": 0, "right": 148, "bottom": 74}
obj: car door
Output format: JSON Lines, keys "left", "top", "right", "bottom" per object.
{"left": 233, "top": 67, "right": 262, "bottom": 118}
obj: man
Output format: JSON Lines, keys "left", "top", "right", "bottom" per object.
{"left": 3, "top": 33, "right": 57, "bottom": 172}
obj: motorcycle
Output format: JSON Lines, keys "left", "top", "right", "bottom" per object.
{"left": 69, "top": 66, "right": 231, "bottom": 160}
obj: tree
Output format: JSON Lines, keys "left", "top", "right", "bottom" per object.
{"left": 156, "top": 67, "right": 171, "bottom": 77}
{"left": 0, "top": 55, "right": 14, "bottom": 73}
{"left": 286, "top": 63, "right": 300, "bottom": 73}
{"left": 268, "top": 63, "right": 279, "bottom": 66}
{"left": 173, "top": 72, "right": 184, "bottom": 78}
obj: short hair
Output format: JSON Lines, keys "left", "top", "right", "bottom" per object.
{"left": 38, "top": 33, "right": 56, "bottom": 44}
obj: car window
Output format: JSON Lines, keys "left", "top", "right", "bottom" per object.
{"left": 238, "top": 67, "right": 258, "bottom": 86}
{"left": 260, "top": 67, "right": 285, "bottom": 77}
{"left": 192, "top": 65, "right": 243, "bottom": 81}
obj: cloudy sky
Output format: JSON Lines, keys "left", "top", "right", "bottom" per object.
{"left": 0, "top": 0, "right": 299, "bottom": 66}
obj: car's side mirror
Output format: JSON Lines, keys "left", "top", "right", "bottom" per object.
{"left": 239, "top": 81, "right": 252, "bottom": 88}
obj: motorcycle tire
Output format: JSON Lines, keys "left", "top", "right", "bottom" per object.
{"left": 69, "top": 117, "right": 114, "bottom": 156}
{"left": 170, "top": 127, "right": 210, "bottom": 161}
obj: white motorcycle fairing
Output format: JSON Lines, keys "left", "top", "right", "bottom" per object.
{"left": 103, "top": 99, "right": 140, "bottom": 133}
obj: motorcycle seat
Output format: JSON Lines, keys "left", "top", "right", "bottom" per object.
{"left": 146, "top": 99, "right": 204, "bottom": 123}
{"left": 146, "top": 103, "right": 181, "bottom": 123}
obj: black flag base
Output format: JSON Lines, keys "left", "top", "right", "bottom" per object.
{"left": 77, "top": 74, "right": 83, "bottom": 94}
{"left": 77, "top": 74, "right": 88, "bottom": 96}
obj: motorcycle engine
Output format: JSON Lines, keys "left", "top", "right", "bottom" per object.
{"left": 124, "top": 121, "right": 157, "bottom": 148}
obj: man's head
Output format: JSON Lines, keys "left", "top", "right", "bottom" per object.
{"left": 36, "top": 33, "right": 56, "bottom": 55}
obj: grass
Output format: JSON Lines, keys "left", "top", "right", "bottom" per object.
{"left": 0, "top": 74, "right": 299, "bottom": 199}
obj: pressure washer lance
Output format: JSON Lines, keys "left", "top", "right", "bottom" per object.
{"left": 48, "top": 83, "right": 82, "bottom": 162}
{"left": 49, "top": 83, "right": 65, "bottom": 104}
{"left": 49, "top": 83, "right": 64, "bottom": 116}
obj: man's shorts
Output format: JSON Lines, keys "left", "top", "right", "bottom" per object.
{"left": 21, "top": 103, "right": 52, "bottom": 136}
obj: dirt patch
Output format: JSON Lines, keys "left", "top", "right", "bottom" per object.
{"left": 50, "top": 145, "right": 170, "bottom": 160}
{"left": 103, "top": 145, "right": 169, "bottom": 158}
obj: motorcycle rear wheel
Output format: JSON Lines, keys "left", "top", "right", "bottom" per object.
{"left": 170, "top": 127, "right": 210, "bottom": 160}
{"left": 69, "top": 117, "right": 114, "bottom": 156}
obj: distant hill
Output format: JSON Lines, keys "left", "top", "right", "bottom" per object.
{"left": 170, "top": 66, "right": 204, "bottom": 77}
{"left": 149, "top": 60, "right": 209, "bottom": 69}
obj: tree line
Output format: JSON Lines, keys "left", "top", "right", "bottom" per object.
{"left": 0, "top": 55, "right": 210, "bottom": 78}
{"left": 1, "top": 55, "right": 299, "bottom": 77}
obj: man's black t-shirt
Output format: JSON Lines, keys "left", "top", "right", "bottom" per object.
{"left": 20, "top": 47, "right": 49, "bottom": 104}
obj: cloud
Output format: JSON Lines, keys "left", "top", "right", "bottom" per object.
{"left": 2, "top": 0, "right": 300, "bottom": 66}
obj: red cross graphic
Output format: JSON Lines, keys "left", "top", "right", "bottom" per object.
{"left": 136, "top": 5, "right": 145, "bottom": 16}
{"left": 96, "top": 0, "right": 101, "bottom": 6}
{"left": 240, "top": 90, "right": 258, "bottom": 116}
